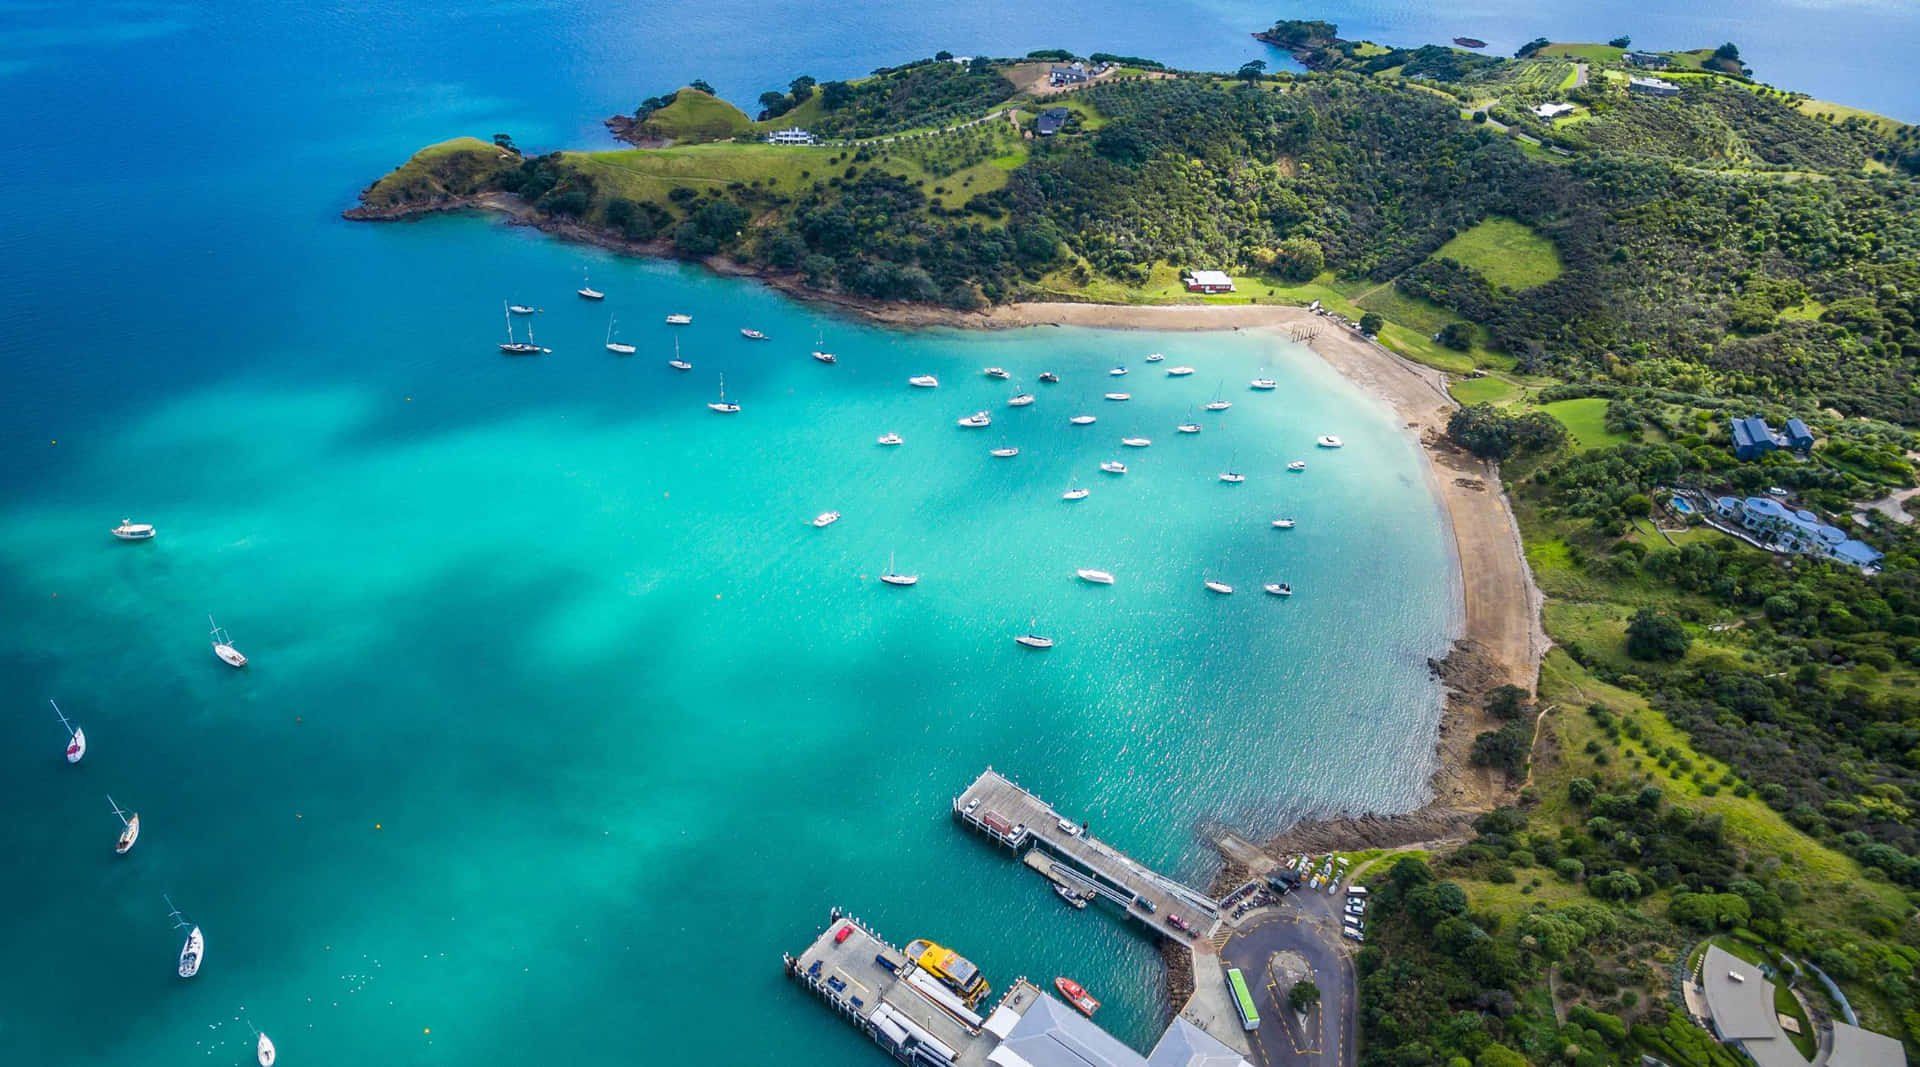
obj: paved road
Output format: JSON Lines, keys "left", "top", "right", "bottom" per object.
{"left": 1219, "top": 887, "right": 1357, "bottom": 1067}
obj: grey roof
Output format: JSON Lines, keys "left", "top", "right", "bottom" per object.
{"left": 1701, "top": 946, "right": 1780, "bottom": 1040}
{"left": 1785, "top": 418, "right": 1814, "bottom": 443}
{"left": 1830, "top": 1023, "right": 1908, "bottom": 1067}
{"left": 990, "top": 993, "right": 1149, "bottom": 1067}
{"left": 1147, "top": 1018, "right": 1250, "bottom": 1067}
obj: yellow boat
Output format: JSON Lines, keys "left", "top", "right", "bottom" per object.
{"left": 904, "top": 939, "right": 990, "bottom": 1005}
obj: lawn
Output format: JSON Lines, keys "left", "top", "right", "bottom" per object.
{"left": 1449, "top": 375, "right": 1518, "bottom": 405}
{"left": 1537, "top": 42, "right": 1624, "bottom": 64}
{"left": 1539, "top": 397, "right": 1628, "bottom": 450}
{"left": 1431, "top": 218, "right": 1564, "bottom": 290}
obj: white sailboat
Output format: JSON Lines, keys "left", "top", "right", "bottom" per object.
{"left": 498, "top": 302, "right": 547, "bottom": 355}
{"left": 1007, "top": 388, "right": 1035, "bottom": 407}
{"left": 984, "top": 367, "right": 1010, "bottom": 380}
{"left": 1062, "top": 478, "right": 1090, "bottom": 501}
{"left": 707, "top": 374, "right": 740, "bottom": 413}
{"left": 577, "top": 270, "right": 604, "bottom": 300}
{"left": 1272, "top": 518, "right": 1297, "bottom": 529}
{"left": 1177, "top": 407, "right": 1201, "bottom": 434}
{"left": 990, "top": 442, "right": 1019, "bottom": 458}
{"left": 811, "top": 327, "right": 836, "bottom": 364}
{"left": 668, "top": 335, "right": 692, "bottom": 371}
{"left": 1220, "top": 451, "right": 1245, "bottom": 484}
{"left": 508, "top": 303, "right": 537, "bottom": 315}
{"left": 53, "top": 701, "right": 84, "bottom": 763}
{"left": 211, "top": 616, "right": 248, "bottom": 668}
{"left": 1122, "top": 437, "right": 1151, "bottom": 448}
{"left": 879, "top": 551, "right": 919, "bottom": 587}
{"left": 1069, "top": 414, "right": 1096, "bottom": 426}
{"left": 1108, "top": 365, "right": 1128, "bottom": 377}
{"left": 253, "top": 1026, "right": 277, "bottom": 1067}
{"left": 604, "top": 315, "right": 635, "bottom": 355}
{"left": 1016, "top": 624, "right": 1054, "bottom": 649}
{"left": 1288, "top": 460, "right": 1307, "bottom": 472}
{"left": 1103, "top": 392, "right": 1131, "bottom": 401}
{"left": 1204, "top": 382, "right": 1232, "bottom": 411}
{"left": 812, "top": 511, "right": 842, "bottom": 528}
{"left": 665, "top": 313, "right": 693, "bottom": 325}
{"left": 110, "top": 795, "right": 140, "bottom": 855}
{"left": 1250, "top": 373, "right": 1277, "bottom": 390}
{"left": 111, "top": 519, "right": 156, "bottom": 540}
{"left": 1167, "top": 366, "right": 1195, "bottom": 377}
{"left": 167, "top": 896, "right": 203, "bottom": 978}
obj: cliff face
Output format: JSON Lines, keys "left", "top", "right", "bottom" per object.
{"left": 343, "top": 137, "right": 519, "bottom": 219}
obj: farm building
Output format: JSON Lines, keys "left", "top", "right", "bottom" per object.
{"left": 1182, "top": 270, "right": 1234, "bottom": 294}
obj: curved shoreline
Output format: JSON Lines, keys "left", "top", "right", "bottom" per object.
{"left": 348, "top": 196, "right": 1548, "bottom": 834}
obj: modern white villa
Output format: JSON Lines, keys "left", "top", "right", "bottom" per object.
{"left": 1712, "top": 495, "right": 1884, "bottom": 571}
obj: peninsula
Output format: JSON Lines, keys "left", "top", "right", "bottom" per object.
{"left": 351, "top": 31, "right": 1920, "bottom": 1066}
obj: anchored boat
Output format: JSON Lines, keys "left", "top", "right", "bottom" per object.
{"left": 111, "top": 519, "right": 155, "bottom": 540}
{"left": 211, "top": 616, "right": 247, "bottom": 668}
{"left": 167, "top": 896, "right": 203, "bottom": 979}
{"left": 110, "top": 795, "right": 140, "bottom": 854}
{"left": 1055, "top": 976, "right": 1102, "bottom": 1017}
{"left": 53, "top": 701, "right": 84, "bottom": 763}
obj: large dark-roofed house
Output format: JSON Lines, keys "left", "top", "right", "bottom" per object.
{"left": 1035, "top": 107, "right": 1071, "bottom": 136}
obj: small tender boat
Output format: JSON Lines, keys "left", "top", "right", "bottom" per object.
{"left": 257, "top": 1032, "right": 276, "bottom": 1066}
{"left": 812, "top": 511, "right": 842, "bottom": 528}
{"left": 1069, "top": 415, "right": 1096, "bottom": 426}
{"left": 1204, "top": 580, "right": 1234, "bottom": 595}
{"left": 957, "top": 411, "right": 992, "bottom": 428}
{"left": 1076, "top": 569, "right": 1115, "bottom": 585}
{"left": 1167, "top": 366, "right": 1195, "bottom": 377}
{"left": 1008, "top": 392, "right": 1035, "bottom": 407}
{"left": 1038, "top": 371, "right": 1060, "bottom": 383}
{"left": 577, "top": 271, "right": 604, "bottom": 300}
{"left": 210, "top": 617, "right": 247, "bottom": 668}
{"left": 167, "top": 897, "right": 202, "bottom": 978}
{"left": 54, "top": 701, "right": 84, "bottom": 763}
{"left": 111, "top": 519, "right": 156, "bottom": 541}
{"left": 1177, "top": 422, "right": 1201, "bottom": 434}
{"left": 1265, "top": 582, "right": 1294, "bottom": 597}
{"left": 990, "top": 445, "right": 1019, "bottom": 458}
{"left": 740, "top": 328, "right": 768, "bottom": 341}
{"left": 1121, "top": 437, "right": 1151, "bottom": 448}
{"left": 605, "top": 315, "right": 636, "bottom": 355}
{"left": 984, "top": 367, "right": 1010, "bottom": 380}
{"left": 879, "top": 552, "right": 918, "bottom": 587}
{"left": 668, "top": 335, "right": 692, "bottom": 371}
{"left": 910, "top": 374, "right": 939, "bottom": 388}
{"left": 1317, "top": 434, "right": 1344, "bottom": 448}
{"left": 1144, "top": 353, "right": 1164, "bottom": 363}
{"left": 508, "top": 304, "right": 537, "bottom": 315}
{"left": 110, "top": 796, "right": 140, "bottom": 854}
{"left": 1055, "top": 976, "right": 1102, "bottom": 1017}
{"left": 665, "top": 313, "right": 693, "bottom": 325}
{"left": 1250, "top": 377, "right": 1277, "bottom": 390}
{"left": 1272, "top": 518, "right": 1297, "bottom": 529}
{"left": 1062, "top": 486, "right": 1090, "bottom": 501}
{"left": 1288, "top": 460, "right": 1307, "bottom": 472}
{"left": 1053, "top": 885, "right": 1088, "bottom": 909}
{"left": 1100, "top": 460, "right": 1127, "bottom": 474}
{"left": 707, "top": 374, "right": 741, "bottom": 413}
{"left": 1016, "top": 633, "right": 1054, "bottom": 649}
{"left": 877, "top": 432, "right": 904, "bottom": 446}
{"left": 1104, "top": 392, "right": 1131, "bottom": 401}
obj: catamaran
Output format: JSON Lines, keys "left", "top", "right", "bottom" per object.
{"left": 110, "top": 795, "right": 140, "bottom": 854}
{"left": 111, "top": 519, "right": 156, "bottom": 540}
{"left": 604, "top": 316, "right": 635, "bottom": 355}
{"left": 879, "top": 551, "right": 919, "bottom": 586}
{"left": 668, "top": 335, "right": 692, "bottom": 371}
{"left": 707, "top": 374, "right": 741, "bottom": 413}
{"left": 498, "top": 302, "right": 547, "bottom": 355}
{"left": 211, "top": 616, "right": 247, "bottom": 668}
{"left": 53, "top": 701, "right": 84, "bottom": 763}
{"left": 167, "top": 896, "right": 203, "bottom": 978}
{"left": 577, "top": 271, "right": 604, "bottom": 300}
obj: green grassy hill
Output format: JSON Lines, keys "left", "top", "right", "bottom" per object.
{"left": 354, "top": 137, "right": 517, "bottom": 209}
{"left": 1430, "top": 217, "right": 1564, "bottom": 290}
{"left": 637, "top": 88, "right": 755, "bottom": 144}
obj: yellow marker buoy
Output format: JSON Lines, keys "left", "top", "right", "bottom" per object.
{"left": 424, "top": 1028, "right": 431, "bottom": 1035}
{"left": 375, "top": 823, "right": 382, "bottom": 830}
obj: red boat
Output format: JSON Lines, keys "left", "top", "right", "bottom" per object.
{"left": 1054, "top": 976, "right": 1101, "bottom": 1017}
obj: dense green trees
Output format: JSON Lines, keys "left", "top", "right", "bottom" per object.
{"left": 1625, "top": 608, "right": 1691, "bottom": 661}
{"left": 1447, "top": 403, "right": 1568, "bottom": 460}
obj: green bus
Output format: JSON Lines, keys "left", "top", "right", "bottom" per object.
{"left": 1226, "top": 967, "right": 1260, "bottom": 1031}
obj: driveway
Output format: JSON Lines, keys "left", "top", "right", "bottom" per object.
{"left": 1218, "top": 887, "right": 1357, "bottom": 1067}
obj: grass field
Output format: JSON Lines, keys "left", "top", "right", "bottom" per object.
{"left": 1449, "top": 375, "right": 1518, "bottom": 405}
{"left": 1431, "top": 218, "right": 1564, "bottom": 290}
{"left": 645, "top": 89, "right": 755, "bottom": 143}
{"left": 1537, "top": 42, "right": 1624, "bottom": 64}
{"left": 1539, "top": 397, "right": 1627, "bottom": 450}
{"left": 1795, "top": 98, "right": 1909, "bottom": 135}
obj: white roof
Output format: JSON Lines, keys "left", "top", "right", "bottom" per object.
{"left": 1186, "top": 270, "right": 1232, "bottom": 286}
{"left": 1830, "top": 1023, "right": 1907, "bottom": 1067}
{"left": 1147, "top": 1018, "right": 1251, "bottom": 1067}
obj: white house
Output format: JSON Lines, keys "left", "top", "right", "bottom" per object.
{"left": 1182, "top": 270, "right": 1234, "bottom": 294}
{"left": 1531, "top": 102, "right": 1576, "bottom": 120}
{"left": 766, "top": 127, "right": 819, "bottom": 145}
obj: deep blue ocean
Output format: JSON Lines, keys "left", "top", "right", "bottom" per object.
{"left": 1, "top": 2, "right": 1910, "bottom": 1065}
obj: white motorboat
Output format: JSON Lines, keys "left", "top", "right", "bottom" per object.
{"left": 498, "top": 301, "right": 548, "bottom": 355}
{"left": 1204, "top": 580, "right": 1234, "bottom": 595}
{"left": 707, "top": 374, "right": 741, "bottom": 413}
{"left": 53, "top": 701, "right": 84, "bottom": 763}
{"left": 257, "top": 1032, "right": 276, "bottom": 1066}
{"left": 1177, "top": 422, "right": 1201, "bottom": 434}
{"left": 909, "top": 374, "right": 939, "bottom": 388}
{"left": 665, "top": 313, "right": 693, "bottom": 325}
{"left": 1008, "top": 392, "right": 1035, "bottom": 407}
{"left": 879, "top": 552, "right": 919, "bottom": 586}
{"left": 1144, "top": 353, "right": 1164, "bottom": 363}
{"left": 210, "top": 616, "right": 247, "bottom": 668}
{"left": 1167, "top": 366, "right": 1195, "bottom": 377}
{"left": 1016, "top": 633, "right": 1054, "bottom": 649}
{"left": 1272, "top": 518, "right": 1297, "bottom": 529}
{"left": 1100, "top": 460, "right": 1127, "bottom": 474}
{"left": 1104, "top": 392, "right": 1131, "bottom": 401}
{"left": 1317, "top": 435, "right": 1345, "bottom": 448}
{"left": 1265, "top": 582, "right": 1294, "bottom": 597}
{"left": 877, "top": 433, "right": 904, "bottom": 446}
{"left": 957, "top": 411, "right": 992, "bottom": 428}
{"left": 110, "top": 796, "right": 140, "bottom": 854}
{"left": 605, "top": 316, "right": 636, "bottom": 355}
{"left": 1288, "top": 460, "right": 1307, "bottom": 471}
{"left": 1062, "top": 486, "right": 1090, "bottom": 501}
{"left": 990, "top": 445, "right": 1019, "bottom": 458}
{"left": 111, "top": 519, "right": 156, "bottom": 540}
{"left": 1076, "top": 569, "right": 1115, "bottom": 585}
{"left": 812, "top": 511, "right": 842, "bottom": 528}
{"left": 168, "top": 896, "right": 203, "bottom": 978}
{"left": 508, "top": 304, "right": 537, "bottom": 315}
{"left": 577, "top": 271, "right": 604, "bottom": 300}
{"left": 1121, "top": 437, "right": 1151, "bottom": 448}
{"left": 1250, "top": 377, "right": 1277, "bottom": 390}
{"left": 1069, "top": 415, "right": 1096, "bottom": 425}
{"left": 740, "top": 328, "right": 768, "bottom": 341}
{"left": 1108, "top": 366, "right": 1128, "bottom": 376}
{"left": 984, "top": 367, "right": 1010, "bottom": 380}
